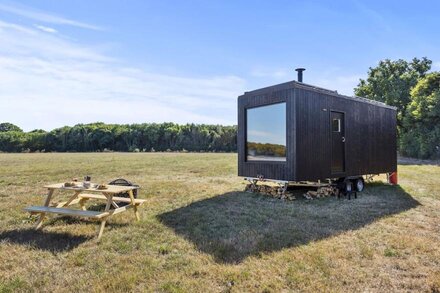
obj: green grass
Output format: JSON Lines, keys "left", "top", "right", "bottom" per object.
{"left": 0, "top": 153, "right": 439, "bottom": 292}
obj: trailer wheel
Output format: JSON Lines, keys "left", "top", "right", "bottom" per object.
{"left": 336, "top": 178, "right": 350, "bottom": 198}
{"left": 345, "top": 180, "right": 353, "bottom": 192}
{"left": 354, "top": 178, "right": 364, "bottom": 192}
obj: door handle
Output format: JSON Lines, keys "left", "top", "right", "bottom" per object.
{"left": 342, "top": 137, "right": 346, "bottom": 143}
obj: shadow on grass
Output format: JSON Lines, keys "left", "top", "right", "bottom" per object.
{"left": 48, "top": 216, "right": 129, "bottom": 228}
{"left": 0, "top": 229, "right": 91, "bottom": 253}
{"left": 0, "top": 215, "right": 129, "bottom": 253}
{"left": 158, "top": 184, "right": 420, "bottom": 264}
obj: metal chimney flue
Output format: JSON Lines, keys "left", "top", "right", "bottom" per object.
{"left": 295, "top": 68, "right": 305, "bottom": 82}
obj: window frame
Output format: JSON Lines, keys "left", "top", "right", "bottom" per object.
{"left": 332, "top": 118, "right": 341, "bottom": 133}
{"left": 245, "top": 101, "right": 287, "bottom": 163}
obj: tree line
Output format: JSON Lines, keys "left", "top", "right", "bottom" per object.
{"left": 0, "top": 122, "right": 237, "bottom": 153}
{"left": 247, "top": 142, "right": 286, "bottom": 158}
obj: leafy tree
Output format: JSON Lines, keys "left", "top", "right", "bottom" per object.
{"left": 247, "top": 142, "right": 286, "bottom": 158}
{"left": 400, "top": 72, "right": 440, "bottom": 159}
{"left": 0, "top": 123, "right": 22, "bottom": 132}
{"left": 25, "top": 132, "right": 47, "bottom": 152}
{"left": 354, "top": 57, "right": 432, "bottom": 126}
{"left": 0, "top": 131, "right": 26, "bottom": 151}
{"left": 30, "top": 129, "right": 46, "bottom": 133}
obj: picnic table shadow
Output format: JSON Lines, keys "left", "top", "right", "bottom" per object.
{"left": 157, "top": 184, "right": 420, "bottom": 264}
{"left": 0, "top": 229, "right": 91, "bottom": 253}
{"left": 0, "top": 216, "right": 128, "bottom": 253}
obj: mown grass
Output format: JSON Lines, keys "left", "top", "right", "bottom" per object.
{"left": 0, "top": 153, "right": 439, "bottom": 292}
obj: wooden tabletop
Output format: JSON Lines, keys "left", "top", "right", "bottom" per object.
{"left": 44, "top": 183, "right": 138, "bottom": 194}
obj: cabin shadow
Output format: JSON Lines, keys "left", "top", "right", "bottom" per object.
{"left": 0, "top": 229, "right": 91, "bottom": 253}
{"left": 158, "top": 184, "right": 420, "bottom": 264}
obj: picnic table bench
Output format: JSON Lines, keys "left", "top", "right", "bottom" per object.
{"left": 25, "top": 183, "right": 146, "bottom": 240}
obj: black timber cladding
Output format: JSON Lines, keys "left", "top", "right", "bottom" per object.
{"left": 237, "top": 81, "right": 397, "bottom": 181}
{"left": 237, "top": 83, "right": 292, "bottom": 180}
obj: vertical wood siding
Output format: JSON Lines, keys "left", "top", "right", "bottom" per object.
{"left": 238, "top": 82, "right": 397, "bottom": 181}
{"left": 294, "top": 87, "right": 397, "bottom": 181}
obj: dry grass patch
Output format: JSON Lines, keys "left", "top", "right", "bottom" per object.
{"left": 0, "top": 153, "right": 439, "bottom": 292}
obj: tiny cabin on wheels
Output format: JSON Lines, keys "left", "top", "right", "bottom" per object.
{"left": 237, "top": 69, "right": 397, "bottom": 192}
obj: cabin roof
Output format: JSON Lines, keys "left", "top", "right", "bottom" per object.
{"left": 241, "top": 80, "right": 397, "bottom": 110}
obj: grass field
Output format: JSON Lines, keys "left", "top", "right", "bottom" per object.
{"left": 0, "top": 153, "right": 439, "bottom": 292}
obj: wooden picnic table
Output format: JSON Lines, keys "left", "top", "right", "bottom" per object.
{"left": 24, "top": 183, "right": 146, "bottom": 240}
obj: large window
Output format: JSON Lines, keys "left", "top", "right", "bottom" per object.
{"left": 246, "top": 102, "right": 286, "bottom": 161}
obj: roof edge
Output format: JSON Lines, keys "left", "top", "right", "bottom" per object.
{"left": 292, "top": 81, "right": 397, "bottom": 110}
{"left": 241, "top": 80, "right": 397, "bottom": 111}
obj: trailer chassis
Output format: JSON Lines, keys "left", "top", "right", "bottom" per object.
{"left": 244, "top": 173, "right": 393, "bottom": 199}
{"left": 245, "top": 172, "right": 396, "bottom": 197}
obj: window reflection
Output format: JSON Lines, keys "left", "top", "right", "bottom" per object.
{"left": 332, "top": 118, "right": 341, "bottom": 132}
{"left": 246, "top": 102, "right": 286, "bottom": 161}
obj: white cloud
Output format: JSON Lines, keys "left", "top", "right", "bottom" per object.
{"left": 247, "top": 130, "right": 285, "bottom": 145}
{"left": 352, "top": 0, "right": 392, "bottom": 33}
{"left": 247, "top": 130, "right": 273, "bottom": 137}
{"left": 0, "top": 2, "right": 102, "bottom": 30}
{"left": 250, "top": 67, "right": 290, "bottom": 79}
{"left": 0, "top": 20, "right": 246, "bottom": 131}
{"left": 248, "top": 65, "right": 363, "bottom": 96}
{"left": 433, "top": 62, "right": 440, "bottom": 69}
{"left": 34, "top": 24, "right": 57, "bottom": 33}
{"left": 313, "top": 74, "right": 364, "bottom": 96}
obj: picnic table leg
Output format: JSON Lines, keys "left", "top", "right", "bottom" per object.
{"left": 35, "top": 188, "right": 54, "bottom": 229}
{"left": 79, "top": 198, "right": 88, "bottom": 211}
{"left": 61, "top": 190, "right": 82, "bottom": 207}
{"left": 97, "top": 194, "right": 113, "bottom": 241}
{"left": 128, "top": 190, "right": 140, "bottom": 221}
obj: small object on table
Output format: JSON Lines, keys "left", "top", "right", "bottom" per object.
{"left": 97, "top": 184, "right": 108, "bottom": 190}
{"left": 64, "top": 182, "right": 76, "bottom": 187}
{"left": 72, "top": 178, "right": 78, "bottom": 182}
{"left": 83, "top": 175, "right": 92, "bottom": 188}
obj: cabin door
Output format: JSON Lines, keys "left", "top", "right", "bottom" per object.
{"left": 330, "top": 111, "right": 345, "bottom": 174}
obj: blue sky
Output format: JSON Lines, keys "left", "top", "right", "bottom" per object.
{"left": 0, "top": 0, "right": 439, "bottom": 131}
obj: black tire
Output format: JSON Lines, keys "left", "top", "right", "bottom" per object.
{"left": 335, "top": 178, "right": 349, "bottom": 197}
{"left": 353, "top": 178, "right": 365, "bottom": 192}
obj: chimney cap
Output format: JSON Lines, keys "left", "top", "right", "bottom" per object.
{"left": 295, "top": 67, "right": 306, "bottom": 82}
